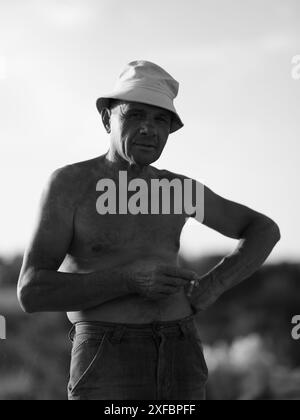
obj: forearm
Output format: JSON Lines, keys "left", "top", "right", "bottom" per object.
{"left": 189, "top": 218, "right": 281, "bottom": 312}
{"left": 19, "top": 266, "right": 133, "bottom": 313}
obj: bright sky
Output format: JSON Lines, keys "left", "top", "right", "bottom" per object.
{"left": 0, "top": 0, "right": 299, "bottom": 263}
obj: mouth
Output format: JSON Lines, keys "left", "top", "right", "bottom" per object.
{"left": 134, "top": 143, "right": 157, "bottom": 151}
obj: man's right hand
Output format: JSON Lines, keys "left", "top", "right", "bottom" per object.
{"left": 126, "top": 262, "right": 199, "bottom": 301}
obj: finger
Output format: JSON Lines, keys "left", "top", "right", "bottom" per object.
{"left": 146, "top": 291, "right": 171, "bottom": 301}
{"left": 156, "top": 285, "right": 181, "bottom": 295}
{"left": 162, "top": 277, "right": 191, "bottom": 287}
{"left": 186, "top": 280, "right": 196, "bottom": 297}
{"left": 161, "top": 265, "right": 199, "bottom": 281}
{"left": 156, "top": 274, "right": 189, "bottom": 287}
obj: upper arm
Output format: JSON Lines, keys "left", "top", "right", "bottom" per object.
{"left": 200, "top": 185, "right": 274, "bottom": 239}
{"left": 19, "top": 167, "right": 76, "bottom": 286}
{"left": 152, "top": 169, "right": 275, "bottom": 240}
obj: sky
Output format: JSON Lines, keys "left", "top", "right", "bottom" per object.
{"left": 0, "top": 0, "right": 299, "bottom": 263}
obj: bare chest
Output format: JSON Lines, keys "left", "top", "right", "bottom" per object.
{"left": 71, "top": 185, "right": 187, "bottom": 259}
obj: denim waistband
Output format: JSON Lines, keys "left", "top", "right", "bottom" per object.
{"left": 70, "top": 310, "right": 197, "bottom": 343}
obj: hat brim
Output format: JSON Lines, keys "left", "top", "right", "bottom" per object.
{"left": 96, "top": 87, "right": 184, "bottom": 134}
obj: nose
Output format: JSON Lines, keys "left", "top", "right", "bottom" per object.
{"left": 139, "top": 120, "right": 157, "bottom": 137}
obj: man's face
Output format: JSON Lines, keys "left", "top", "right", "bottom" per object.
{"left": 109, "top": 101, "right": 172, "bottom": 166}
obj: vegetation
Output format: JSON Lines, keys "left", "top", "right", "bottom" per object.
{"left": 0, "top": 254, "right": 299, "bottom": 400}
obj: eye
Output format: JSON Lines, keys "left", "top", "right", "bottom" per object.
{"left": 128, "top": 111, "right": 143, "bottom": 118}
{"left": 156, "top": 116, "right": 169, "bottom": 123}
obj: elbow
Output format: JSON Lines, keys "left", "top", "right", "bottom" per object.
{"left": 18, "top": 284, "right": 38, "bottom": 314}
{"left": 263, "top": 218, "right": 282, "bottom": 245}
{"left": 267, "top": 219, "right": 281, "bottom": 244}
{"left": 17, "top": 270, "right": 40, "bottom": 314}
{"left": 273, "top": 223, "right": 281, "bottom": 243}
{"left": 246, "top": 216, "right": 281, "bottom": 244}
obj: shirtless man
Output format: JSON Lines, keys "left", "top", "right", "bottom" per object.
{"left": 17, "top": 61, "right": 281, "bottom": 400}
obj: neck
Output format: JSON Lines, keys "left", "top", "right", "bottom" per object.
{"left": 104, "top": 149, "right": 149, "bottom": 177}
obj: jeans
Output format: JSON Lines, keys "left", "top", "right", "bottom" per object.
{"left": 67, "top": 312, "right": 208, "bottom": 400}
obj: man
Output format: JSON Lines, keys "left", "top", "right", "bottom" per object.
{"left": 17, "top": 61, "right": 281, "bottom": 400}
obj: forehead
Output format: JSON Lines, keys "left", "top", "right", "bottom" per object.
{"left": 118, "top": 101, "right": 171, "bottom": 116}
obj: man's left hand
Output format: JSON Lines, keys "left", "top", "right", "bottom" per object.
{"left": 186, "top": 272, "right": 222, "bottom": 312}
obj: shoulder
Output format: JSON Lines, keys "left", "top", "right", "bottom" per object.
{"left": 52, "top": 156, "right": 102, "bottom": 179}
{"left": 150, "top": 167, "right": 205, "bottom": 185}
{"left": 50, "top": 156, "right": 104, "bottom": 184}
{"left": 44, "top": 156, "right": 103, "bottom": 205}
{"left": 150, "top": 167, "right": 206, "bottom": 222}
{"left": 150, "top": 166, "right": 182, "bottom": 180}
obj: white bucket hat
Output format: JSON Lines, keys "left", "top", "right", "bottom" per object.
{"left": 96, "top": 60, "right": 184, "bottom": 134}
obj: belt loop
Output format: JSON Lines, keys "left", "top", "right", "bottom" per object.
{"left": 110, "top": 325, "right": 127, "bottom": 344}
{"left": 151, "top": 322, "right": 161, "bottom": 334}
{"left": 178, "top": 321, "right": 191, "bottom": 340}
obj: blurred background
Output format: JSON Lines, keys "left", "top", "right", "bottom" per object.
{"left": 0, "top": 0, "right": 299, "bottom": 400}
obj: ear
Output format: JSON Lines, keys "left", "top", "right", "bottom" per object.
{"left": 101, "top": 108, "right": 112, "bottom": 134}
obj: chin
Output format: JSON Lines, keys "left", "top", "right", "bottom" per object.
{"left": 132, "top": 153, "right": 158, "bottom": 166}
{"left": 134, "top": 159, "right": 153, "bottom": 167}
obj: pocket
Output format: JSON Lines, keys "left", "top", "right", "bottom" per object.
{"left": 71, "top": 332, "right": 101, "bottom": 354}
{"left": 69, "top": 332, "right": 107, "bottom": 395}
{"left": 189, "top": 334, "right": 208, "bottom": 378}
{"left": 187, "top": 324, "right": 209, "bottom": 379}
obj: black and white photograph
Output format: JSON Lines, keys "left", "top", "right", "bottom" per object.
{"left": 0, "top": 0, "right": 299, "bottom": 402}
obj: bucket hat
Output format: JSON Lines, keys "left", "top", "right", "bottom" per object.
{"left": 96, "top": 60, "right": 184, "bottom": 133}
